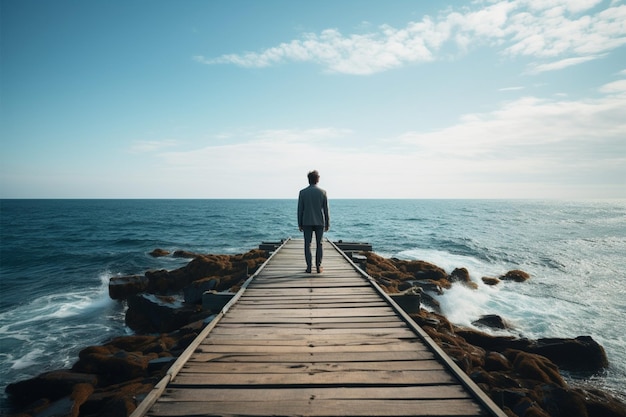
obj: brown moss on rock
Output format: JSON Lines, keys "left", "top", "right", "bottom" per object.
{"left": 109, "top": 275, "right": 149, "bottom": 300}
{"left": 5, "top": 371, "right": 98, "bottom": 407}
{"left": 500, "top": 269, "right": 531, "bottom": 282}
{"left": 408, "top": 309, "right": 624, "bottom": 417}
{"left": 7, "top": 248, "right": 625, "bottom": 417}
{"left": 149, "top": 248, "right": 170, "bottom": 257}
{"left": 450, "top": 267, "right": 479, "bottom": 289}
{"left": 482, "top": 276, "right": 502, "bottom": 286}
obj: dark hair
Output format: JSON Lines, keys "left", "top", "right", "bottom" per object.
{"left": 307, "top": 170, "right": 320, "bottom": 184}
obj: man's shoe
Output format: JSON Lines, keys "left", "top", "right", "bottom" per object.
{"left": 305, "top": 268, "right": 312, "bottom": 273}
{"left": 317, "top": 266, "right": 323, "bottom": 273}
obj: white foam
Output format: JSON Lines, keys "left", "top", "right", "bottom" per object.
{"left": 436, "top": 284, "right": 492, "bottom": 327}
{"left": 10, "top": 348, "right": 45, "bottom": 370}
{"left": 397, "top": 248, "right": 588, "bottom": 339}
{"left": 397, "top": 248, "right": 504, "bottom": 278}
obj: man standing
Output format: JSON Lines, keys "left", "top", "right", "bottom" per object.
{"left": 298, "top": 170, "right": 330, "bottom": 273}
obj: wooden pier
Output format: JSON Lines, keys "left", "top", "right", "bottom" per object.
{"left": 132, "top": 239, "right": 506, "bottom": 417}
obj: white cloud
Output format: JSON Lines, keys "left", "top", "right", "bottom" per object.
{"left": 146, "top": 89, "right": 625, "bottom": 198}
{"left": 526, "top": 55, "right": 601, "bottom": 73}
{"left": 197, "top": 24, "right": 439, "bottom": 75}
{"left": 504, "top": 3, "right": 626, "bottom": 58}
{"left": 599, "top": 79, "right": 626, "bottom": 93}
{"left": 128, "top": 139, "right": 180, "bottom": 153}
{"left": 254, "top": 127, "right": 353, "bottom": 144}
{"left": 196, "top": 1, "right": 626, "bottom": 75}
{"left": 156, "top": 128, "right": 356, "bottom": 181}
{"left": 399, "top": 93, "right": 626, "bottom": 155}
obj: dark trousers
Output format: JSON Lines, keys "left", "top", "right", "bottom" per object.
{"left": 302, "top": 225, "right": 324, "bottom": 268}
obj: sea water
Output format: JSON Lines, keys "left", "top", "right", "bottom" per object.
{"left": 1, "top": 199, "right": 625, "bottom": 410}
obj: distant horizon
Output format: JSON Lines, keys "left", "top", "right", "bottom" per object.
{"left": 2, "top": 197, "right": 625, "bottom": 202}
{"left": 2, "top": 1, "right": 625, "bottom": 199}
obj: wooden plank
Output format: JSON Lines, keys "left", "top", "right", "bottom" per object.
{"left": 207, "top": 323, "right": 412, "bottom": 331}
{"left": 189, "top": 351, "right": 436, "bottom": 363}
{"left": 249, "top": 281, "right": 370, "bottom": 288}
{"left": 148, "top": 399, "right": 483, "bottom": 416}
{"left": 232, "top": 302, "right": 390, "bottom": 309}
{"left": 179, "top": 360, "right": 444, "bottom": 374}
{"left": 218, "top": 316, "right": 398, "bottom": 324}
{"left": 158, "top": 385, "right": 472, "bottom": 401}
{"left": 170, "top": 369, "right": 458, "bottom": 386}
{"left": 242, "top": 288, "right": 377, "bottom": 296}
{"left": 235, "top": 296, "right": 384, "bottom": 303}
{"left": 196, "top": 336, "right": 428, "bottom": 353}
{"left": 204, "top": 331, "right": 416, "bottom": 340}
{"left": 224, "top": 307, "right": 398, "bottom": 317}
{"left": 215, "top": 321, "right": 408, "bottom": 328}
{"left": 134, "top": 238, "right": 506, "bottom": 417}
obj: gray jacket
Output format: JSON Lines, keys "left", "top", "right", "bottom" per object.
{"left": 298, "top": 185, "right": 330, "bottom": 228}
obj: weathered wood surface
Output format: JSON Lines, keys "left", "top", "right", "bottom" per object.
{"left": 137, "top": 239, "right": 506, "bottom": 417}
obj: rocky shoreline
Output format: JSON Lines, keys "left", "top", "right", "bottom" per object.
{"left": 5, "top": 246, "right": 626, "bottom": 417}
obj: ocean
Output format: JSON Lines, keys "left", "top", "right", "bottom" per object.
{"left": 1, "top": 199, "right": 625, "bottom": 409}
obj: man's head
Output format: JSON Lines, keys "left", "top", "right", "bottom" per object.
{"left": 307, "top": 170, "right": 320, "bottom": 185}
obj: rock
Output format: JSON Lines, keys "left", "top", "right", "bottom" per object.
{"left": 182, "top": 254, "right": 240, "bottom": 282}
{"left": 484, "top": 351, "right": 511, "bottom": 372}
{"left": 575, "top": 387, "right": 626, "bottom": 417}
{"left": 124, "top": 293, "right": 209, "bottom": 333}
{"left": 144, "top": 269, "right": 176, "bottom": 294}
{"left": 32, "top": 392, "right": 91, "bottom": 417}
{"left": 472, "top": 314, "right": 510, "bottom": 330}
{"left": 535, "top": 385, "right": 588, "bottom": 417}
{"left": 202, "top": 291, "right": 235, "bottom": 312}
{"left": 416, "top": 291, "right": 442, "bottom": 313}
{"left": 410, "top": 279, "right": 444, "bottom": 295}
{"left": 394, "top": 258, "right": 449, "bottom": 282}
{"left": 450, "top": 267, "right": 470, "bottom": 282}
{"left": 397, "top": 281, "right": 415, "bottom": 292}
{"left": 363, "top": 252, "right": 448, "bottom": 285}
{"left": 531, "top": 336, "right": 609, "bottom": 373}
{"left": 489, "top": 387, "right": 529, "bottom": 413}
{"left": 141, "top": 250, "right": 266, "bottom": 296}
{"left": 490, "top": 372, "right": 522, "bottom": 389}
{"left": 148, "top": 357, "right": 177, "bottom": 373}
{"left": 511, "top": 397, "right": 548, "bottom": 417}
{"left": 481, "top": 276, "right": 501, "bottom": 286}
{"left": 149, "top": 248, "right": 170, "bottom": 257}
{"left": 5, "top": 370, "right": 98, "bottom": 407}
{"left": 9, "top": 250, "right": 626, "bottom": 417}
{"left": 69, "top": 383, "right": 95, "bottom": 417}
{"left": 106, "top": 334, "right": 177, "bottom": 355}
{"left": 389, "top": 287, "right": 421, "bottom": 314}
{"left": 450, "top": 267, "right": 478, "bottom": 289}
{"left": 173, "top": 250, "right": 201, "bottom": 258}
{"left": 80, "top": 379, "right": 156, "bottom": 417}
{"left": 109, "top": 275, "right": 149, "bottom": 300}
{"left": 72, "top": 345, "right": 156, "bottom": 384}
{"left": 183, "top": 277, "right": 219, "bottom": 304}
{"left": 506, "top": 349, "right": 566, "bottom": 387}
{"left": 500, "top": 269, "right": 530, "bottom": 282}
{"left": 455, "top": 329, "right": 608, "bottom": 374}
{"left": 454, "top": 328, "right": 523, "bottom": 352}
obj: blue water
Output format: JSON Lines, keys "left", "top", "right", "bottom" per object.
{"left": 1, "top": 199, "right": 625, "bottom": 408}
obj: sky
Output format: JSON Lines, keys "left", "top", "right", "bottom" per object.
{"left": 1, "top": 0, "right": 625, "bottom": 199}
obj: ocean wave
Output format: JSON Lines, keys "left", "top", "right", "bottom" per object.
{"left": 9, "top": 348, "right": 45, "bottom": 371}
{"left": 2, "top": 199, "right": 624, "bottom": 402}
{"left": 396, "top": 247, "right": 504, "bottom": 278}
{"left": 0, "top": 271, "right": 126, "bottom": 383}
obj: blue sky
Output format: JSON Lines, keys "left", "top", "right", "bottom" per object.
{"left": 1, "top": 0, "right": 625, "bottom": 198}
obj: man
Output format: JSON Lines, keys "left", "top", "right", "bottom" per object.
{"left": 297, "top": 170, "right": 330, "bottom": 273}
